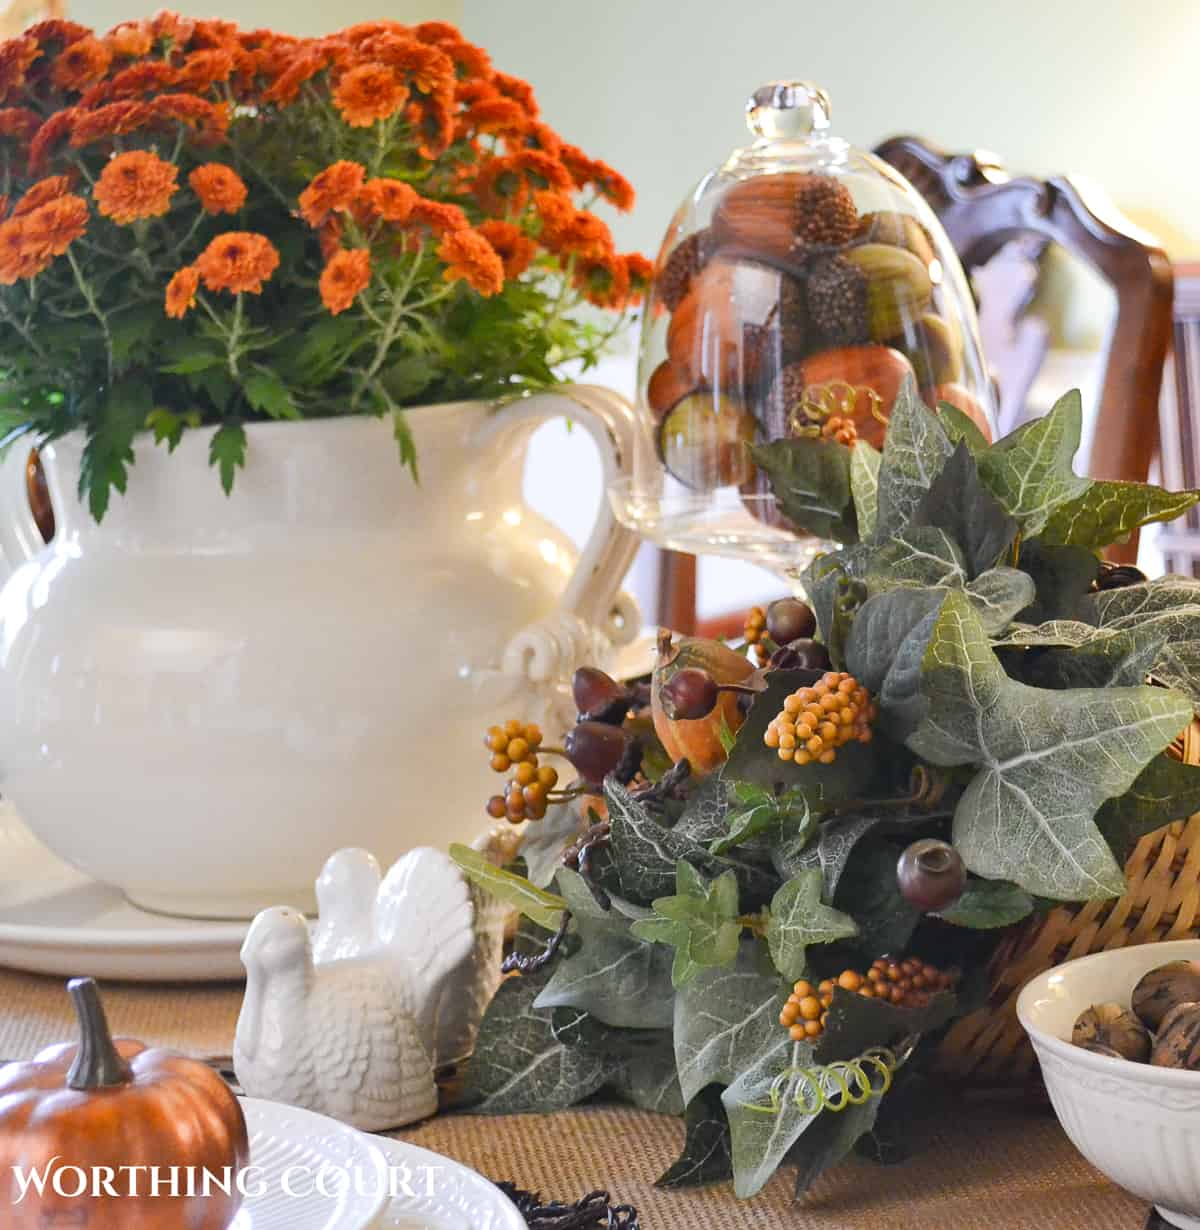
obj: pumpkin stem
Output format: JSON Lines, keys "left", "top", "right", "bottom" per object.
{"left": 65, "top": 977, "right": 132, "bottom": 1091}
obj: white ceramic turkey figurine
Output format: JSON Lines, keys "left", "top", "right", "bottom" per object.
{"left": 234, "top": 844, "right": 505, "bottom": 1130}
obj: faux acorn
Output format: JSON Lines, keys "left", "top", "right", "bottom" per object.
{"left": 658, "top": 391, "right": 758, "bottom": 490}
{"left": 1072, "top": 1002, "right": 1152, "bottom": 1063}
{"left": 843, "top": 243, "right": 934, "bottom": 341}
{"left": 1151, "top": 1001, "right": 1200, "bottom": 1070}
{"left": 1132, "top": 960, "right": 1200, "bottom": 1031}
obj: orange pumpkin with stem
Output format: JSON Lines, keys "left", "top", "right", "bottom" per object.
{"left": 0, "top": 978, "right": 249, "bottom": 1228}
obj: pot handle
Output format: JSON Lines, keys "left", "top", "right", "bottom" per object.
{"left": 0, "top": 442, "right": 44, "bottom": 579}
{"left": 473, "top": 384, "right": 643, "bottom": 650}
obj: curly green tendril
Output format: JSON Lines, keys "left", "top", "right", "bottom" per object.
{"left": 743, "top": 1046, "right": 898, "bottom": 1117}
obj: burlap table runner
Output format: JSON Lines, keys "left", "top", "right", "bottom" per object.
{"left": 0, "top": 966, "right": 1150, "bottom": 1228}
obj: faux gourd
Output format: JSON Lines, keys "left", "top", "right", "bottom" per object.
{"left": 0, "top": 978, "right": 249, "bottom": 1228}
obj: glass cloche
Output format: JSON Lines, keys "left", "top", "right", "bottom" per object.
{"left": 610, "top": 80, "right": 997, "bottom": 583}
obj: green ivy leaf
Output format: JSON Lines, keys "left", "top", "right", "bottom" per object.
{"left": 1014, "top": 540, "right": 1100, "bottom": 624}
{"left": 519, "top": 802, "right": 585, "bottom": 888}
{"left": 977, "top": 390, "right": 1089, "bottom": 535}
{"left": 849, "top": 441, "right": 881, "bottom": 538}
{"left": 936, "top": 879, "right": 1034, "bottom": 928}
{"left": 964, "top": 567, "right": 1036, "bottom": 634}
{"left": 462, "top": 956, "right": 610, "bottom": 1113}
{"left": 935, "top": 400, "right": 990, "bottom": 454}
{"left": 448, "top": 843, "right": 567, "bottom": 931}
{"left": 1040, "top": 480, "right": 1200, "bottom": 550}
{"left": 866, "top": 526, "right": 967, "bottom": 593}
{"left": 243, "top": 368, "right": 300, "bottom": 420}
{"left": 631, "top": 861, "right": 743, "bottom": 988}
{"left": 657, "top": 1087, "right": 734, "bottom": 1188}
{"left": 673, "top": 943, "right": 787, "bottom": 1105}
{"left": 609, "top": 1034, "right": 685, "bottom": 1116}
{"left": 832, "top": 838, "right": 921, "bottom": 958}
{"left": 909, "top": 592, "right": 1193, "bottom": 900}
{"left": 910, "top": 440, "right": 1017, "bottom": 577}
{"left": 721, "top": 1034, "right": 819, "bottom": 1198}
{"left": 673, "top": 775, "right": 734, "bottom": 846}
{"left": 712, "top": 783, "right": 814, "bottom": 855}
{"left": 1025, "top": 623, "right": 1167, "bottom": 691}
{"left": 748, "top": 437, "right": 857, "bottom": 543}
{"left": 208, "top": 421, "right": 247, "bottom": 496}
{"left": 814, "top": 985, "right": 957, "bottom": 1063}
{"left": 1096, "top": 754, "right": 1200, "bottom": 866}
{"left": 534, "top": 869, "right": 675, "bottom": 1028}
{"left": 791, "top": 1094, "right": 881, "bottom": 1196}
{"left": 765, "top": 869, "right": 858, "bottom": 980}
{"left": 874, "top": 378, "right": 955, "bottom": 538}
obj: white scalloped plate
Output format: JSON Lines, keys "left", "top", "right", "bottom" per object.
{"left": 236, "top": 1099, "right": 389, "bottom": 1230}
{"left": 238, "top": 1099, "right": 524, "bottom": 1230}
{"left": 0, "top": 802, "right": 247, "bottom": 981}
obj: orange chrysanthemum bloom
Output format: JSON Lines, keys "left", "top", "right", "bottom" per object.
{"left": 418, "top": 30, "right": 491, "bottom": 81}
{"left": 26, "top": 19, "right": 91, "bottom": 47}
{"left": 533, "top": 190, "right": 576, "bottom": 247}
{"left": 50, "top": 36, "right": 111, "bottom": 91}
{"left": 189, "top": 163, "right": 247, "bottom": 214}
{"left": 333, "top": 63, "right": 408, "bottom": 128}
{"left": 13, "top": 175, "right": 71, "bottom": 217}
{"left": 356, "top": 33, "right": 452, "bottom": 94}
{"left": 0, "top": 217, "right": 51, "bottom": 284}
{"left": 176, "top": 48, "right": 234, "bottom": 90}
{"left": 473, "top": 155, "right": 526, "bottom": 216}
{"left": 93, "top": 149, "right": 178, "bottom": 223}
{"left": 195, "top": 231, "right": 280, "bottom": 295}
{"left": 477, "top": 219, "right": 535, "bottom": 279}
{"left": 455, "top": 78, "right": 496, "bottom": 108}
{"left": 69, "top": 101, "right": 152, "bottom": 148}
{"left": 298, "top": 160, "right": 365, "bottom": 227}
{"left": 105, "top": 22, "right": 154, "bottom": 58}
{"left": 164, "top": 265, "right": 200, "bottom": 318}
{"left": 21, "top": 195, "right": 87, "bottom": 256}
{"left": 262, "top": 48, "right": 325, "bottom": 105}
{"left": 437, "top": 229, "right": 503, "bottom": 297}
{"left": 319, "top": 248, "right": 370, "bottom": 315}
{"left": 557, "top": 211, "right": 613, "bottom": 260}
{"left": 0, "top": 107, "right": 41, "bottom": 141}
{"left": 574, "top": 251, "right": 630, "bottom": 309}
{"left": 462, "top": 98, "right": 526, "bottom": 137}
{"left": 582, "top": 156, "right": 635, "bottom": 212}
{"left": 27, "top": 108, "right": 77, "bottom": 171}
{"left": 522, "top": 121, "right": 563, "bottom": 159}
{"left": 411, "top": 198, "right": 467, "bottom": 235}
{"left": 151, "top": 11, "right": 196, "bottom": 46}
{"left": 354, "top": 177, "right": 417, "bottom": 224}
{"left": 514, "top": 149, "right": 573, "bottom": 193}
{"left": 104, "top": 62, "right": 177, "bottom": 100}
{"left": 190, "top": 19, "right": 239, "bottom": 51}
{"left": 409, "top": 98, "right": 454, "bottom": 161}
{"left": 318, "top": 215, "right": 343, "bottom": 262}
{"left": 624, "top": 252, "right": 654, "bottom": 304}
{"left": 153, "top": 94, "right": 230, "bottom": 140}
{"left": 0, "top": 37, "right": 41, "bottom": 101}
{"left": 492, "top": 70, "right": 538, "bottom": 117}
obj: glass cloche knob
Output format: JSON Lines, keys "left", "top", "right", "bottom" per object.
{"left": 745, "top": 81, "right": 831, "bottom": 141}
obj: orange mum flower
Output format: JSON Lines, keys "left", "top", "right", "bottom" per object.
{"left": 104, "top": 62, "right": 178, "bottom": 99}
{"left": 195, "top": 231, "right": 280, "bottom": 295}
{"left": 151, "top": 11, "right": 196, "bottom": 46}
{"left": 474, "top": 155, "right": 525, "bottom": 215}
{"left": 27, "top": 108, "right": 77, "bottom": 171}
{"left": 333, "top": 63, "right": 408, "bottom": 128}
{"left": 176, "top": 48, "right": 234, "bottom": 90}
{"left": 411, "top": 198, "right": 467, "bottom": 235}
{"left": 50, "top": 36, "right": 111, "bottom": 91}
{"left": 583, "top": 156, "right": 635, "bottom": 212}
{"left": 21, "top": 195, "right": 87, "bottom": 256}
{"left": 514, "top": 150, "right": 573, "bottom": 193}
{"left": 356, "top": 33, "right": 453, "bottom": 95}
{"left": 0, "top": 37, "right": 41, "bottom": 101}
{"left": 522, "top": 121, "right": 563, "bottom": 159}
{"left": 557, "top": 211, "right": 613, "bottom": 260}
{"left": 419, "top": 32, "right": 491, "bottom": 81}
{"left": 189, "top": 163, "right": 247, "bottom": 214}
{"left": 437, "top": 229, "right": 503, "bottom": 297}
{"left": 533, "top": 190, "right": 576, "bottom": 247}
{"left": 409, "top": 98, "right": 454, "bottom": 160}
{"left": 0, "top": 107, "right": 41, "bottom": 141}
{"left": 164, "top": 265, "right": 200, "bottom": 318}
{"left": 455, "top": 78, "right": 496, "bottom": 107}
{"left": 93, "top": 149, "right": 178, "bottom": 223}
{"left": 69, "top": 101, "right": 152, "bottom": 148}
{"left": 492, "top": 70, "right": 538, "bottom": 117}
{"left": 299, "top": 160, "right": 365, "bottom": 227}
{"left": 624, "top": 253, "right": 654, "bottom": 304}
{"left": 477, "top": 219, "right": 535, "bottom": 279}
{"left": 319, "top": 248, "right": 370, "bottom": 315}
{"left": 318, "top": 215, "right": 343, "bottom": 262}
{"left": 574, "top": 251, "right": 631, "bottom": 309}
{"left": 262, "top": 48, "right": 326, "bottom": 105}
{"left": 0, "top": 217, "right": 51, "bottom": 284}
{"left": 13, "top": 175, "right": 71, "bottom": 216}
{"left": 462, "top": 97, "right": 526, "bottom": 137}
{"left": 355, "top": 177, "right": 417, "bottom": 224}
{"left": 152, "top": 94, "right": 229, "bottom": 140}
{"left": 105, "top": 22, "right": 154, "bottom": 58}
{"left": 25, "top": 19, "right": 91, "bottom": 47}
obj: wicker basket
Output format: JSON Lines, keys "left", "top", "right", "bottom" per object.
{"left": 938, "top": 721, "right": 1200, "bottom": 1083}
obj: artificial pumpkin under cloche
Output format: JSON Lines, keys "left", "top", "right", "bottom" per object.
{"left": 0, "top": 978, "right": 249, "bottom": 1228}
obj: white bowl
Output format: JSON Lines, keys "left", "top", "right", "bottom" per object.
{"left": 1018, "top": 939, "right": 1200, "bottom": 1230}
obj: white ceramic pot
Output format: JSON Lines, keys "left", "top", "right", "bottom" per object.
{"left": 0, "top": 386, "right": 641, "bottom": 919}
{"left": 1018, "top": 939, "right": 1200, "bottom": 1230}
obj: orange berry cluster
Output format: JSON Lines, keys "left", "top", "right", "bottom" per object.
{"left": 744, "top": 605, "right": 769, "bottom": 665}
{"left": 484, "top": 720, "right": 559, "bottom": 821}
{"left": 764, "top": 672, "right": 876, "bottom": 765}
{"left": 780, "top": 959, "right": 959, "bottom": 1040}
{"left": 820, "top": 414, "right": 858, "bottom": 447}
